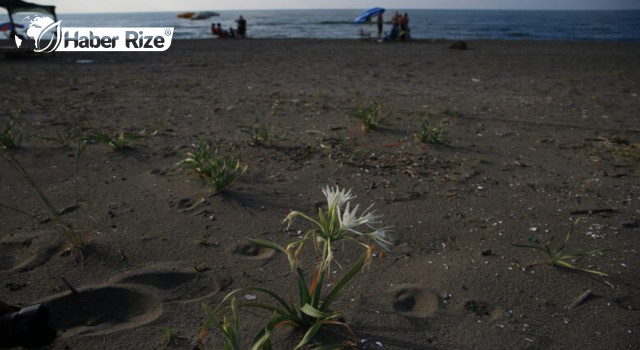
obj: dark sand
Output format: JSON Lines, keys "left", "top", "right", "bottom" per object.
{"left": 1, "top": 39, "right": 640, "bottom": 349}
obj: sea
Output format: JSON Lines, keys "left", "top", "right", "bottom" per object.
{"left": 3, "top": 9, "right": 640, "bottom": 42}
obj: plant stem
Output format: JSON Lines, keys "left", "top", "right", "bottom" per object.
{"left": 311, "top": 239, "right": 330, "bottom": 309}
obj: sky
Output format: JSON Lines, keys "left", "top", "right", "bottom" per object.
{"left": 41, "top": 1, "right": 640, "bottom": 13}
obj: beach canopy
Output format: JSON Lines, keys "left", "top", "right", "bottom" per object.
{"left": 0, "top": 0, "right": 56, "bottom": 17}
{"left": 191, "top": 11, "right": 219, "bottom": 20}
{"left": 354, "top": 7, "right": 385, "bottom": 24}
{"left": 0, "top": 0, "right": 57, "bottom": 38}
{"left": 177, "top": 11, "right": 219, "bottom": 20}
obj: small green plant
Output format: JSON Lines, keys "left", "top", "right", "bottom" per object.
{"left": 473, "top": 123, "right": 486, "bottom": 135}
{"left": 85, "top": 127, "right": 147, "bottom": 150}
{"left": 178, "top": 140, "right": 247, "bottom": 193}
{"left": 162, "top": 327, "right": 179, "bottom": 346}
{"left": 199, "top": 186, "right": 392, "bottom": 349}
{"left": 240, "top": 120, "right": 275, "bottom": 146}
{"left": 1, "top": 118, "right": 23, "bottom": 150}
{"left": 201, "top": 297, "right": 241, "bottom": 349}
{"left": 512, "top": 221, "right": 611, "bottom": 276}
{"left": 613, "top": 142, "right": 640, "bottom": 160}
{"left": 349, "top": 100, "right": 385, "bottom": 132}
{"left": 475, "top": 156, "right": 490, "bottom": 164}
{"left": 417, "top": 119, "right": 449, "bottom": 144}
{"left": 148, "top": 117, "right": 168, "bottom": 135}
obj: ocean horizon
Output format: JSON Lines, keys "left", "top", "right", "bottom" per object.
{"left": 3, "top": 9, "right": 639, "bottom": 42}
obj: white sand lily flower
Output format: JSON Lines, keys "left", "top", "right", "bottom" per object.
{"left": 340, "top": 202, "right": 392, "bottom": 250}
{"left": 210, "top": 186, "right": 393, "bottom": 349}
{"left": 322, "top": 185, "right": 354, "bottom": 211}
{"left": 282, "top": 185, "right": 393, "bottom": 271}
{"left": 339, "top": 202, "right": 380, "bottom": 229}
{"left": 365, "top": 227, "right": 393, "bottom": 251}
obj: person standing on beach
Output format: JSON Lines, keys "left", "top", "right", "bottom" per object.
{"left": 376, "top": 13, "right": 384, "bottom": 40}
{"left": 236, "top": 15, "right": 247, "bottom": 38}
{"left": 400, "top": 13, "right": 410, "bottom": 41}
{"left": 390, "top": 12, "right": 400, "bottom": 39}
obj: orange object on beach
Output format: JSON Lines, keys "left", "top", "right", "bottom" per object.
{"left": 177, "top": 12, "right": 196, "bottom": 19}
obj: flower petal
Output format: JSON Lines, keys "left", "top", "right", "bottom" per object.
{"left": 322, "top": 185, "right": 354, "bottom": 210}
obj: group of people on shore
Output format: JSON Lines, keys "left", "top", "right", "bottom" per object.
{"left": 376, "top": 11, "right": 411, "bottom": 41}
{"left": 211, "top": 15, "right": 247, "bottom": 39}
{"left": 211, "top": 12, "right": 410, "bottom": 41}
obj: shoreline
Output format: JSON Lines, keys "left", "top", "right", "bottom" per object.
{"left": 168, "top": 36, "right": 640, "bottom": 42}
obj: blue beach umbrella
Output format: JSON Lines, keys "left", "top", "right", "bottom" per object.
{"left": 354, "top": 7, "right": 385, "bottom": 24}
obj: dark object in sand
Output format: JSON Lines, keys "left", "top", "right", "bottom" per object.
{"left": 449, "top": 40, "right": 468, "bottom": 50}
{"left": 0, "top": 302, "right": 56, "bottom": 348}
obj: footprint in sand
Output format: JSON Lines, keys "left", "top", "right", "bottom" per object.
{"left": 41, "top": 285, "right": 163, "bottom": 337}
{"left": 233, "top": 241, "right": 277, "bottom": 261}
{"left": 0, "top": 231, "right": 63, "bottom": 273}
{"left": 117, "top": 265, "right": 230, "bottom": 302}
{"left": 40, "top": 264, "right": 230, "bottom": 337}
{"left": 392, "top": 286, "right": 440, "bottom": 318}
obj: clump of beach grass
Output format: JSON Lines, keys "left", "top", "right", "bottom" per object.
{"left": 512, "top": 220, "right": 611, "bottom": 276}
{"left": 178, "top": 140, "right": 247, "bottom": 194}
{"left": 349, "top": 100, "right": 385, "bottom": 132}
{"left": 1, "top": 117, "right": 23, "bottom": 150}
{"left": 199, "top": 185, "right": 392, "bottom": 349}
{"left": 162, "top": 327, "right": 181, "bottom": 346}
{"left": 240, "top": 120, "right": 276, "bottom": 147}
{"left": 417, "top": 118, "right": 449, "bottom": 144}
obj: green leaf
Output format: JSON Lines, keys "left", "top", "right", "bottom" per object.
{"left": 295, "top": 319, "right": 327, "bottom": 350}
{"left": 231, "top": 297, "right": 240, "bottom": 335}
{"left": 201, "top": 303, "right": 220, "bottom": 330}
{"left": 554, "top": 260, "right": 608, "bottom": 276}
{"left": 300, "top": 304, "right": 338, "bottom": 319}
{"left": 311, "top": 240, "right": 333, "bottom": 309}
{"left": 250, "top": 314, "right": 299, "bottom": 350}
{"left": 239, "top": 302, "right": 290, "bottom": 316}
{"left": 321, "top": 251, "right": 367, "bottom": 312}
{"left": 554, "top": 259, "right": 579, "bottom": 270}
{"left": 297, "top": 268, "right": 311, "bottom": 306}
{"left": 575, "top": 267, "right": 609, "bottom": 277}
{"left": 247, "top": 238, "right": 287, "bottom": 254}
{"left": 219, "top": 287, "right": 296, "bottom": 316}
{"left": 557, "top": 253, "right": 586, "bottom": 261}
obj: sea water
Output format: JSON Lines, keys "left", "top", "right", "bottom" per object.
{"left": 3, "top": 9, "right": 639, "bottom": 42}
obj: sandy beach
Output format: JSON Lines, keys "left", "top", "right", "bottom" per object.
{"left": 1, "top": 39, "right": 639, "bottom": 349}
